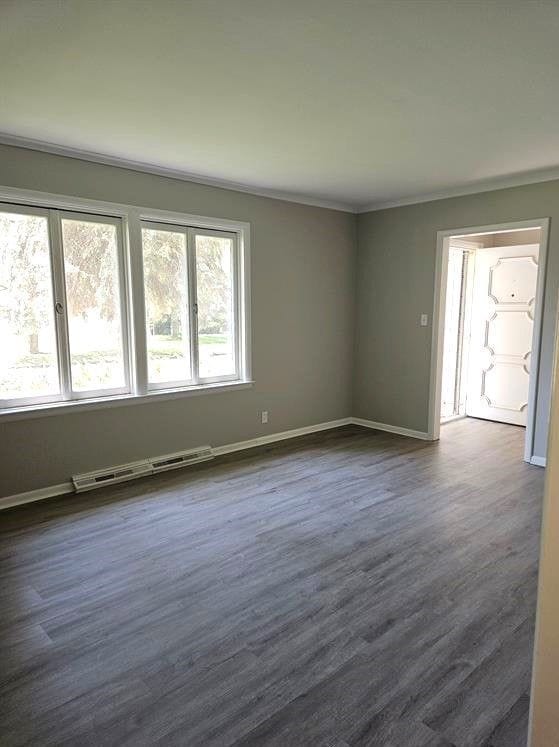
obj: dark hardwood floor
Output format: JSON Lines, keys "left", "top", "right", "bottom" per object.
{"left": 0, "top": 418, "right": 544, "bottom": 746}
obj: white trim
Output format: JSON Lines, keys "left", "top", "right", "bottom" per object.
{"left": 0, "top": 408, "right": 545, "bottom": 510}
{"left": 213, "top": 418, "right": 354, "bottom": 456}
{"left": 428, "top": 219, "right": 550, "bottom": 466}
{"left": 0, "top": 184, "right": 251, "bottom": 234}
{"left": 440, "top": 413, "right": 467, "bottom": 425}
{"left": 0, "top": 185, "right": 253, "bottom": 415}
{"left": 524, "top": 225, "right": 550, "bottom": 461}
{"left": 213, "top": 418, "right": 433, "bottom": 461}
{"left": 0, "top": 482, "right": 73, "bottom": 510}
{"left": 49, "top": 208, "right": 72, "bottom": 399}
{"left": 530, "top": 455, "right": 547, "bottom": 468}
{"left": 238, "top": 222, "right": 252, "bottom": 383}
{"left": 357, "top": 168, "right": 559, "bottom": 213}
{"left": 0, "top": 381, "right": 254, "bottom": 423}
{"left": 58, "top": 210, "right": 133, "bottom": 399}
{"left": 0, "top": 418, "right": 353, "bottom": 509}
{"left": 127, "top": 210, "right": 148, "bottom": 394}
{"left": 448, "top": 237, "right": 484, "bottom": 250}
{"left": 0, "top": 132, "right": 354, "bottom": 213}
{"left": 5, "top": 131, "right": 559, "bottom": 217}
{"left": 351, "top": 417, "right": 432, "bottom": 440}
{"left": 0, "top": 416, "right": 441, "bottom": 510}
{"left": 192, "top": 228, "right": 242, "bottom": 385}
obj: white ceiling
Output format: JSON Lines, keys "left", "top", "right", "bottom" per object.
{"left": 2, "top": 0, "right": 559, "bottom": 212}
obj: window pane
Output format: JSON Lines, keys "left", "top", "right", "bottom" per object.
{"left": 142, "top": 227, "right": 191, "bottom": 385}
{"left": 195, "top": 235, "right": 236, "bottom": 379}
{"left": 61, "top": 218, "right": 126, "bottom": 392}
{"left": 0, "top": 210, "right": 59, "bottom": 400}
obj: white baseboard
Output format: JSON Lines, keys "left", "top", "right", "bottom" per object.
{"left": 213, "top": 418, "right": 354, "bottom": 456}
{"left": 350, "top": 417, "right": 432, "bottom": 441}
{"left": 0, "top": 482, "right": 73, "bottom": 511}
{"left": 0, "top": 418, "right": 354, "bottom": 510}
{"left": 0, "top": 416, "right": 435, "bottom": 511}
{"left": 530, "top": 455, "right": 547, "bottom": 467}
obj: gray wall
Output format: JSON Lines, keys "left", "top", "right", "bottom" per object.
{"left": 2, "top": 143, "right": 558, "bottom": 497}
{"left": 354, "top": 181, "right": 559, "bottom": 458}
{"left": 0, "top": 145, "right": 357, "bottom": 497}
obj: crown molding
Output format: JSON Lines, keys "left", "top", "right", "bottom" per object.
{"left": 3, "top": 131, "right": 559, "bottom": 215}
{"left": 356, "top": 166, "right": 559, "bottom": 213}
{"left": 0, "top": 132, "right": 355, "bottom": 213}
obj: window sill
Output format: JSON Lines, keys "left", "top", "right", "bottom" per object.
{"left": 0, "top": 380, "right": 254, "bottom": 423}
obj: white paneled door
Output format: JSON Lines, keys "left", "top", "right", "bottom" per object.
{"left": 466, "top": 244, "right": 539, "bottom": 426}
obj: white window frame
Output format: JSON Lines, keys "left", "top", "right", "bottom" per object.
{"left": 141, "top": 221, "right": 195, "bottom": 392}
{"left": 0, "top": 204, "right": 132, "bottom": 408}
{"left": 192, "top": 227, "right": 242, "bottom": 386}
{"left": 141, "top": 223, "right": 242, "bottom": 390}
{"left": 0, "top": 202, "right": 62, "bottom": 410}
{"left": 57, "top": 210, "right": 132, "bottom": 400}
{"left": 0, "top": 185, "right": 252, "bottom": 421}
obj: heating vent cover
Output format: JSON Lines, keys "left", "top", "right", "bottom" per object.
{"left": 73, "top": 460, "right": 151, "bottom": 492}
{"left": 150, "top": 446, "right": 213, "bottom": 474}
{"left": 72, "top": 446, "right": 213, "bottom": 492}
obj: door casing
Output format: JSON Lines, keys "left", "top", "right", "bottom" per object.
{"left": 428, "top": 218, "right": 550, "bottom": 464}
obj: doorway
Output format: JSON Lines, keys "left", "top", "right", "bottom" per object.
{"left": 429, "top": 219, "right": 549, "bottom": 463}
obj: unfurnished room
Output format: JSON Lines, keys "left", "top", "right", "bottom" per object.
{"left": 2, "top": 2, "right": 559, "bottom": 746}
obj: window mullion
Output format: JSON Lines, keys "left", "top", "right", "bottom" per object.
{"left": 233, "top": 235, "right": 242, "bottom": 380}
{"left": 112, "top": 219, "right": 133, "bottom": 396}
{"left": 187, "top": 228, "right": 200, "bottom": 384}
{"left": 127, "top": 211, "right": 148, "bottom": 395}
{"left": 48, "top": 209, "right": 72, "bottom": 400}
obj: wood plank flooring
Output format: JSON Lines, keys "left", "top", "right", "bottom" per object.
{"left": 0, "top": 418, "right": 544, "bottom": 746}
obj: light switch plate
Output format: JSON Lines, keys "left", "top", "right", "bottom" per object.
{"left": 420, "top": 314, "right": 428, "bottom": 327}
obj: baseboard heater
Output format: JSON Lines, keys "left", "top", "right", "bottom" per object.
{"left": 72, "top": 445, "right": 214, "bottom": 492}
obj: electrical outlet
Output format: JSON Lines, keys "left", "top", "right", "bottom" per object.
{"left": 420, "top": 313, "right": 428, "bottom": 327}
{"left": 261, "top": 410, "right": 268, "bottom": 424}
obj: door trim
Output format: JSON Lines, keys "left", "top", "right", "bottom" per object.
{"left": 428, "top": 218, "right": 550, "bottom": 464}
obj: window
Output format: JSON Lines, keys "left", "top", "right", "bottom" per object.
{"left": 142, "top": 223, "right": 240, "bottom": 390}
{"left": 60, "top": 214, "right": 129, "bottom": 395}
{"left": 142, "top": 224, "right": 192, "bottom": 388}
{"left": 0, "top": 194, "right": 250, "bottom": 414}
{"left": 0, "top": 205, "right": 129, "bottom": 407}
{"left": 0, "top": 207, "right": 59, "bottom": 403}
{"left": 195, "top": 232, "right": 238, "bottom": 381}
